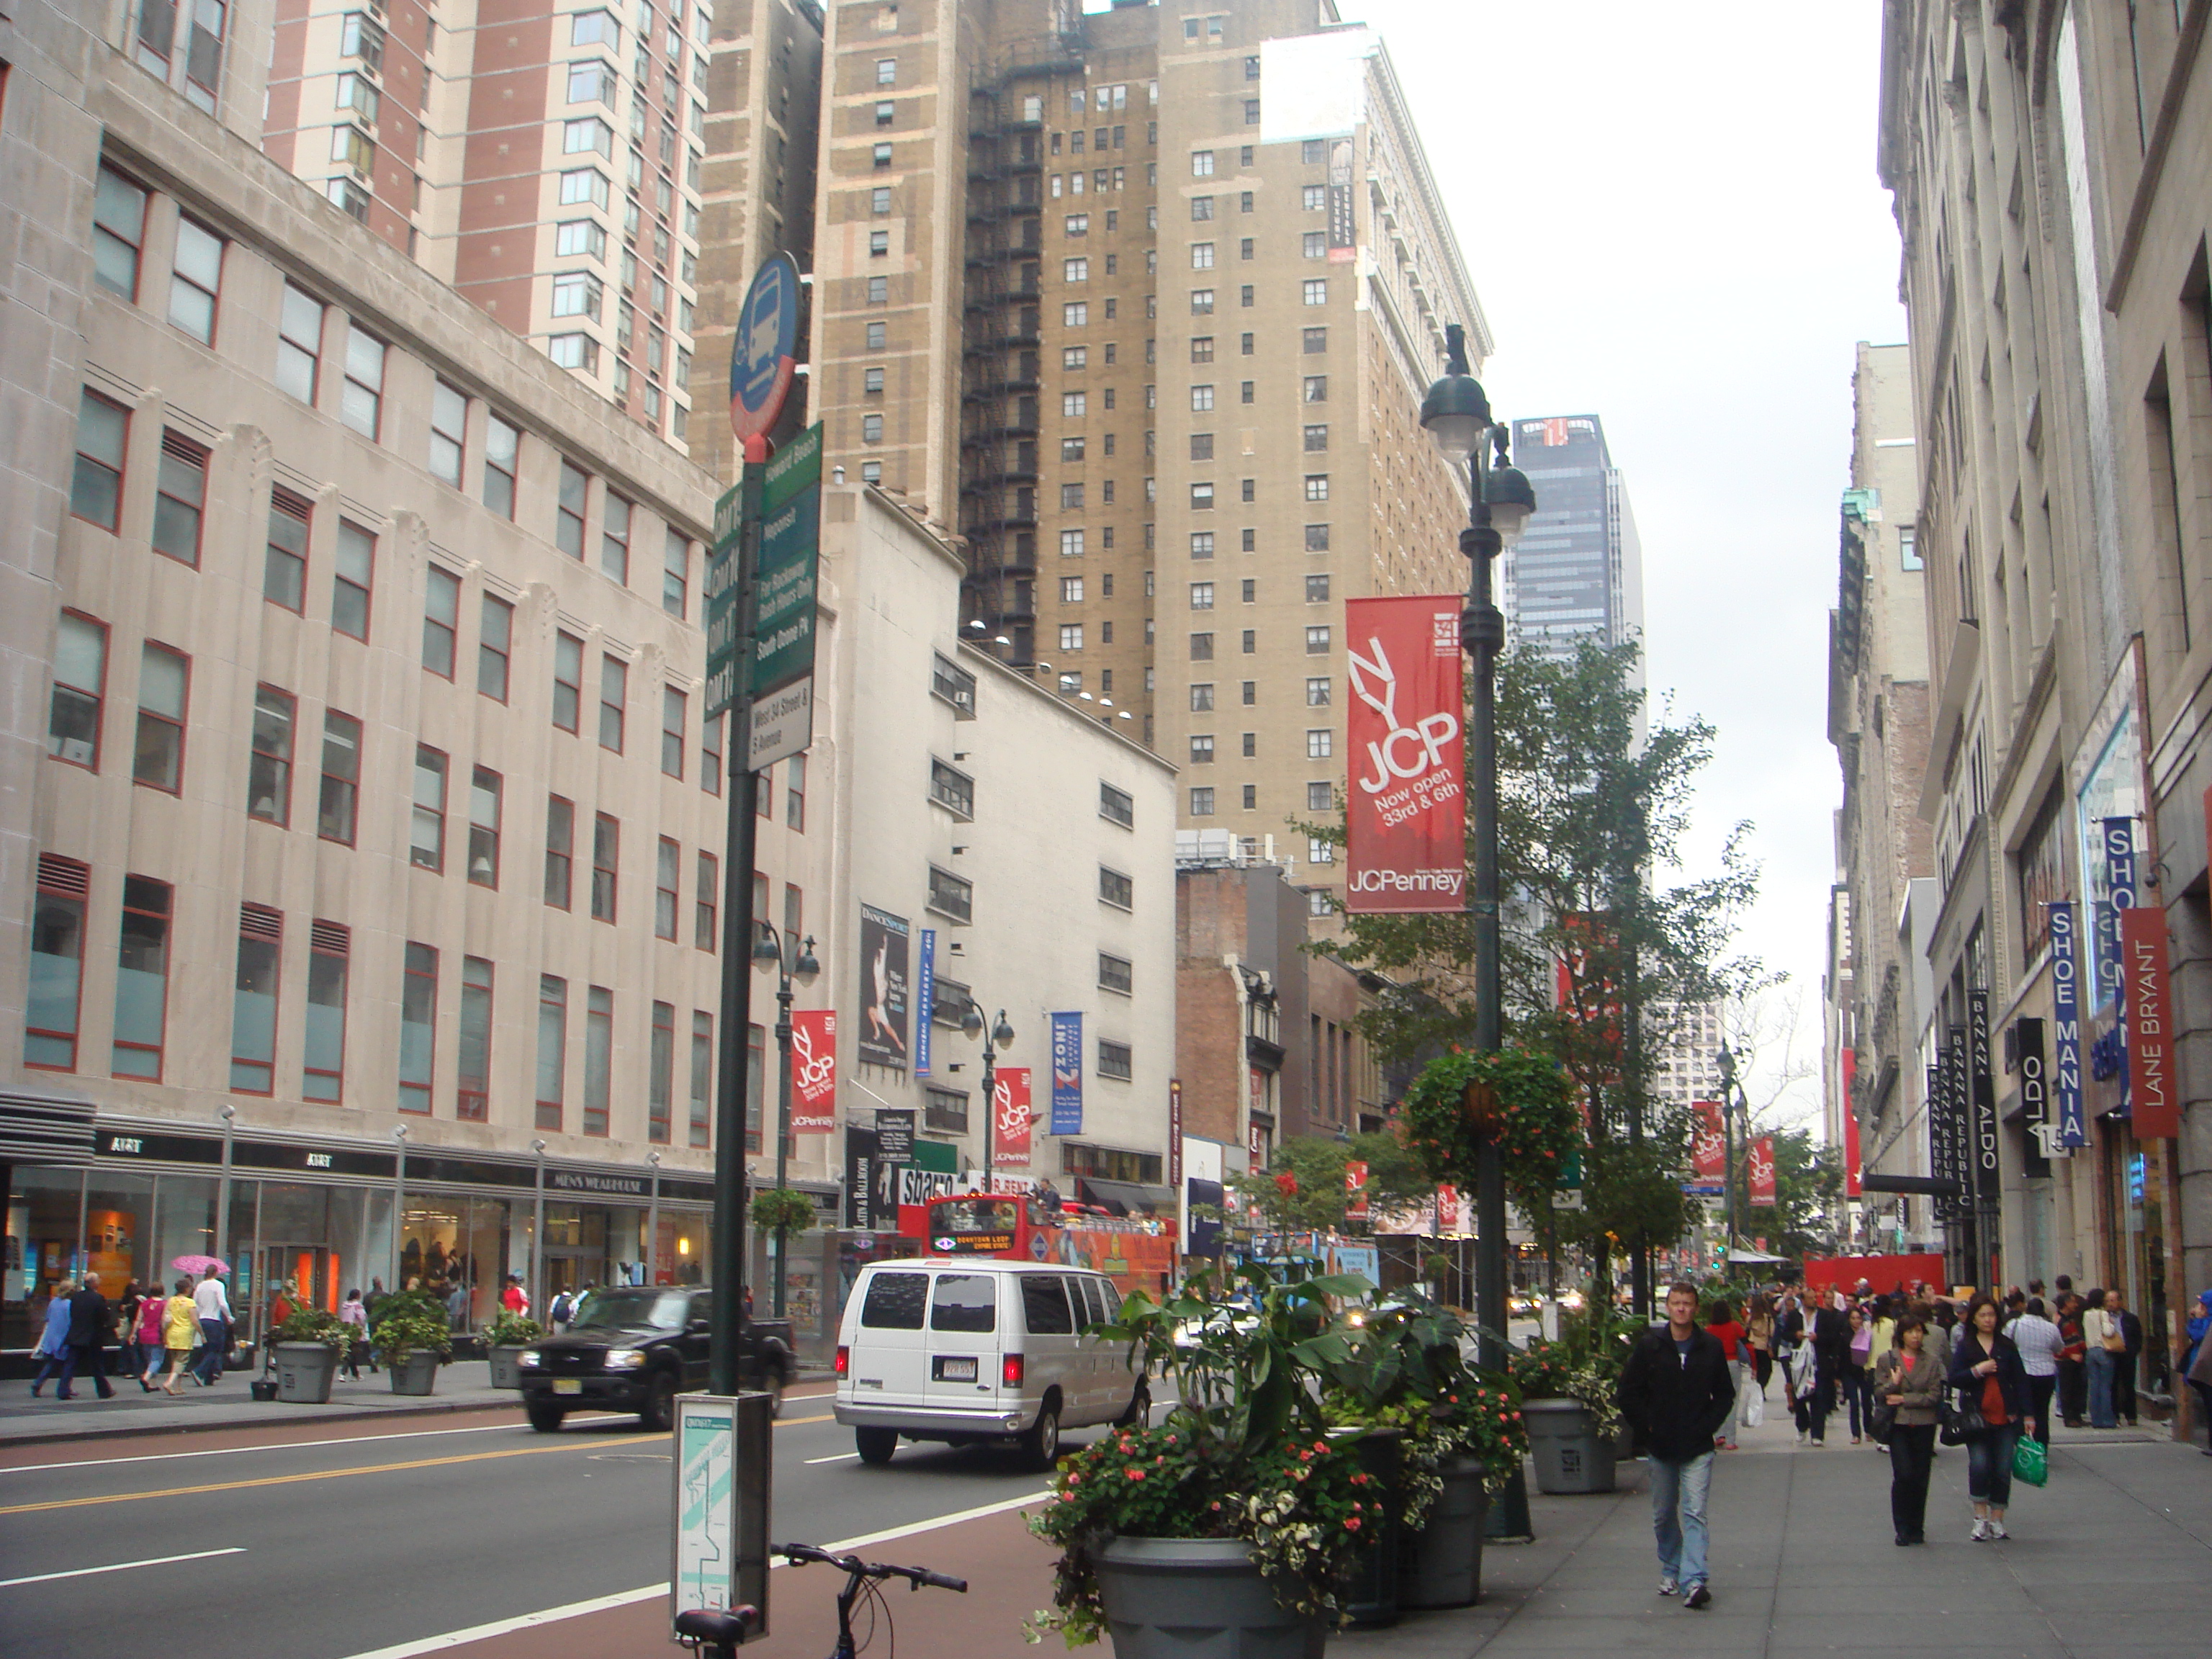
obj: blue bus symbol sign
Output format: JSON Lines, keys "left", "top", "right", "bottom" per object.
{"left": 729, "top": 253, "right": 801, "bottom": 442}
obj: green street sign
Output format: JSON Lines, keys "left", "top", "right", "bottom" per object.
{"left": 763, "top": 423, "right": 823, "bottom": 515}
{"left": 750, "top": 488, "right": 819, "bottom": 696}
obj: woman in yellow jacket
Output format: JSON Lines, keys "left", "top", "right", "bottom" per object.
{"left": 158, "top": 1277, "right": 200, "bottom": 1395}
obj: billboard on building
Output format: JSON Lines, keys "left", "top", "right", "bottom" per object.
{"left": 1343, "top": 596, "right": 1465, "bottom": 914}
{"left": 856, "top": 905, "right": 909, "bottom": 1069}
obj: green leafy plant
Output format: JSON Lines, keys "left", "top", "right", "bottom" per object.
{"left": 1026, "top": 1262, "right": 1379, "bottom": 1645}
{"left": 1503, "top": 1307, "right": 1637, "bottom": 1438}
{"left": 482, "top": 1311, "right": 543, "bottom": 1348}
{"left": 273, "top": 1307, "right": 352, "bottom": 1354}
{"left": 371, "top": 1288, "right": 454, "bottom": 1367}
{"left": 750, "top": 1187, "right": 817, "bottom": 1235}
{"left": 1398, "top": 1047, "right": 1583, "bottom": 1221}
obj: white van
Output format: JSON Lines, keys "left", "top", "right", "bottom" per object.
{"left": 834, "top": 1258, "right": 1146, "bottom": 1467}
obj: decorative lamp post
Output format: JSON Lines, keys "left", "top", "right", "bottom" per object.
{"left": 961, "top": 999, "right": 1016, "bottom": 1185}
{"left": 1419, "top": 322, "right": 1532, "bottom": 1373}
{"left": 1716, "top": 1042, "right": 1750, "bottom": 1265}
{"left": 752, "top": 922, "right": 820, "bottom": 1317}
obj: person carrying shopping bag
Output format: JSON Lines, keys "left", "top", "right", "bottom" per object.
{"left": 1947, "top": 1294, "right": 2033, "bottom": 1542}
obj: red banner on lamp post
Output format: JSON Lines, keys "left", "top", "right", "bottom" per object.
{"left": 1689, "top": 1100, "right": 1726, "bottom": 1192}
{"left": 1748, "top": 1136, "right": 1776, "bottom": 1206}
{"left": 1344, "top": 595, "right": 1465, "bottom": 913}
{"left": 790, "top": 1010, "right": 837, "bottom": 1132}
{"left": 993, "top": 1066, "right": 1033, "bottom": 1167}
{"left": 2121, "top": 906, "right": 2179, "bottom": 1138}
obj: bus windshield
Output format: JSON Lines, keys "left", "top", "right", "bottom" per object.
{"left": 935, "top": 1197, "right": 1022, "bottom": 1233}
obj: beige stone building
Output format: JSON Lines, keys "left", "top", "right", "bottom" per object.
{"left": 1823, "top": 341, "right": 1935, "bottom": 1244}
{"left": 1877, "top": 1, "right": 2212, "bottom": 1406}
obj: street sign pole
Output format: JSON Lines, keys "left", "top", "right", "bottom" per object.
{"left": 709, "top": 449, "right": 766, "bottom": 1399}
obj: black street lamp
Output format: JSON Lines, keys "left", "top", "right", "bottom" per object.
{"left": 751, "top": 922, "right": 820, "bottom": 1316}
{"left": 961, "top": 999, "right": 1017, "bottom": 1182}
{"left": 1420, "top": 323, "right": 1533, "bottom": 1373}
{"left": 1716, "top": 1042, "right": 1748, "bottom": 1264}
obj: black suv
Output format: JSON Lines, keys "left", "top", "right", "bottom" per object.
{"left": 518, "top": 1287, "right": 794, "bottom": 1433}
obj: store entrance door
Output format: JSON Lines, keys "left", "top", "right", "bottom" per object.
{"left": 261, "top": 1244, "right": 336, "bottom": 1334}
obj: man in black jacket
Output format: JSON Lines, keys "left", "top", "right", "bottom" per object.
{"left": 58, "top": 1272, "right": 116, "bottom": 1401}
{"left": 1617, "top": 1282, "right": 1735, "bottom": 1611}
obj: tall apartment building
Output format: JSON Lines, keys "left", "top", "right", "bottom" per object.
{"left": 1822, "top": 343, "right": 1933, "bottom": 1241}
{"left": 1647, "top": 1000, "right": 1723, "bottom": 1123}
{"left": 1501, "top": 413, "right": 1645, "bottom": 666}
{"left": 260, "top": 0, "right": 824, "bottom": 459}
{"left": 1877, "top": 2, "right": 2212, "bottom": 1366}
{"left": 796, "top": 0, "right": 1485, "bottom": 916}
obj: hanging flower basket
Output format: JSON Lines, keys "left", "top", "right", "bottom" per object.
{"left": 1398, "top": 1048, "right": 1583, "bottom": 1216}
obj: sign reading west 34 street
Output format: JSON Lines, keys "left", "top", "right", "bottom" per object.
{"left": 749, "top": 423, "right": 822, "bottom": 769}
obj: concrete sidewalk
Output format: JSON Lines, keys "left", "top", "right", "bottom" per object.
{"left": 0, "top": 1360, "right": 526, "bottom": 1445}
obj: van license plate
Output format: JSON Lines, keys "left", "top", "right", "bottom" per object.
{"left": 935, "top": 1357, "right": 978, "bottom": 1381}
{"left": 553, "top": 1379, "right": 583, "bottom": 1395}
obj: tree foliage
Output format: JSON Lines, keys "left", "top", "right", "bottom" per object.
{"left": 1231, "top": 1130, "right": 1433, "bottom": 1233}
{"left": 1306, "top": 637, "right": 1768, "bottom": 1274}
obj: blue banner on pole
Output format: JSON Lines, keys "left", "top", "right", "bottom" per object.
{"left": 914, "top": 930, "right": 935, "bottom": 1079}
{"left": 2103, "top": 816, "right": 2136, "bottom": 1109}
{"left": 2049, "top": 899, "right": 2088, "bottom": 1148}
{"left": 1050, "top": 1012, "right": 1083, "bottom": 1136}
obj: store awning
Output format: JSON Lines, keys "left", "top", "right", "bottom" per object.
{"left": 1727, "top": 1248, "right": 1787, "bottom": 1264}
{"left": 1076, "top": 1177, "right": 1176, "bottom": 1216}
{"left": 0, "top": 1090, "right": 95, "bottom": 1166}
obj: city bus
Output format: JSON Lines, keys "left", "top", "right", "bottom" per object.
{"left": 919, "top": 1192, "right": 1176, "bottom": 1299}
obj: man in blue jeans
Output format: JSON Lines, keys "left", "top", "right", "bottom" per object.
{"left": 1618, "top": 1282, "right": 1737, "bottom": 1611}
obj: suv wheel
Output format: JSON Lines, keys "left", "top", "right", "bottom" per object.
{"left": 526, "top": 1401, "right": 567, "bottom": 1434}
{"left": 1114, "top": 1382, "right": 1151, "bottom": 1428}
{"left": 855, "top": 1426, "right": 899, "bottom": 1465}
{"left": 1022, "top": 1403, "right": 1061, "bottom": 1471}
{"left": 766, "top": 1367, "right": 788, "bottom": 1420}
{"left": 641, "top": 1370, "right": 679, "bottom": 1433}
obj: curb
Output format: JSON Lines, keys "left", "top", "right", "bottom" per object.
{"left": 0, "top": 1393, "right": 522, "bottom": 1450}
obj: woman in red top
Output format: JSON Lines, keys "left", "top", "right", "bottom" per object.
{"left": 1946, "top": 1294, "right": 2032, "bottom": 1540}
{"left": 1706, "top": 1298, "right": 1750, "bottom": 1449}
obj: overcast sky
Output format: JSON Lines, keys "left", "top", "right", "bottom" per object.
{"left": 1339, "top": 2, "right": 1910, "bottom": 1125}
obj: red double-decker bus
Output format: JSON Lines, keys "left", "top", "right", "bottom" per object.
{"left": 920, "top": 1192, "right": 1175, "bottom": 1298}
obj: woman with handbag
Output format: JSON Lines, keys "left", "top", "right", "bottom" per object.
{"left": 2081, "top": 1290, "right": 2121, "bottom": 1429}
{"left": 134, "top": 1287, "right": 168, "bottom": 1390}
{"left": 1946, "top": 1294, "right": 2032, "bottom": 1541}
{"left": 1842, "top": 1305, "right": 1876, "bottom": 1444}
{"left": 1875, "top": 1314, "right": 1944, "bottom": 1545}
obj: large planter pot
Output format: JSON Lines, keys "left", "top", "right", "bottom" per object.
{"left": 1398, "top": 1455, "right": 1488, "bottom": 1609}
{"left": 1333, "top": 1428, "right": 1401, "bottom": 1629}
{"left": 1094, "top": 1537, "right": 1326, "bottom": 1659}
{"left": 389, "top": 1351, "right": 441, "bottom": 1396}
{"left": 273, "top": 1341, "right": 338, "bottom": 1404}
{"left": 1524, "top": 1398, "right": 1617, "bottom": 1494}
{"left": 487, "top": 1345, "right": 528, "bottom": 1390}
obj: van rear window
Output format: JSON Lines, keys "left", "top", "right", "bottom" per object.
{"left": 931, "top": 1273, "right": 997, "bottom": 1333}
{"left": 860, "top": 1272, "right": 928, "bottom": 1330}
{"left": 1022, "top": 1275, "right": 1074, "bottom": 1334}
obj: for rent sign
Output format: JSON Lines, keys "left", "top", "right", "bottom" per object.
{"left": 1344, "top": 596, "right": 1465, "bottom": 913}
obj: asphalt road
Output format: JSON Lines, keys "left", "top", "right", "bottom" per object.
{"left": 0, "top": 1391, "right": 1070, "bottom": 1659}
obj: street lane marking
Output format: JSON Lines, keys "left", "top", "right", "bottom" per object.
{"left": 0, "top": 1436, "right": 639, "bottom": 1516}
{"left": 335, "top": 1490, "right": 1053, "bottom": 1659}
{"left": 0, "top": 1546, "right": 246, "bottom": 1588}
{"left": 1, "top": 1401, "right": 833, "bottom": 1477}
{"left": 804, "top": 1451, "right": 860, "bottom": 1464}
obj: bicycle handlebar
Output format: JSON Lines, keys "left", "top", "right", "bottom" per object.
{"left": 773, "top": 1542, "right": 969, "bottom": 1594}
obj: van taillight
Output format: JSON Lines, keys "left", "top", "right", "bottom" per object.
{"left": 835, "top": 1345, "right": 850, "bottom": 1377}
{"left": 1002, "top": 1353, "right": 1025, "bottom": 1388}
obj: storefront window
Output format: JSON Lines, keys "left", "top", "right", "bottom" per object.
{"left": 149, "top": 1175, "right": 217, "bottom": 1313}
{"left": 399, "top": 1193, "right": 511, "bottom": 1327}
{"left": 83, "top": 1171, "right": 155, "bottom": 1297}
{"left": 5, "top": 1166, "right": 86, "bottom": 1349}
{"left": 655, "top": 1212, "right": 709, "bottom": 1285}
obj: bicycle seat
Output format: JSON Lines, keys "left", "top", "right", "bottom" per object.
{"left": 675, "top": 1606, "right": 759, "bottom": 1646}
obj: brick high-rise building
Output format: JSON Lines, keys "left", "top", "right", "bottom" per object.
{"left": 261, "top": 0, "right": 824, "bottom": 456}
{"left": 794, "top": 0, "right": 1486, "bottom": 916}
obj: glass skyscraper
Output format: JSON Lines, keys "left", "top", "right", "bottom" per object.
{"left": 1501, "top": 414, "right": 1645, "bottom": 668}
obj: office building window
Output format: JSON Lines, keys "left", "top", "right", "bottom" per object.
{"left": 536, "top": 974, "right": 567, "bottom": 1130}
{"left": 410, "top": 745, "right": 447, "bottom": 871}
{"left": 248, "top": 686, "right": 295, "bottom": 823}
{"left": 1305, "top": 574, "right": 1331, "bottom": 603}
{"left": 581, "top": 986, "right": 613, "bottom": 1136}
{"left": 230, "top": 906, "right": 282, "bottom": 1094}
{"left": 132, "top": 644, "right": 189, "bottom": 791}
{"left": 1306, "top": 729, "right": 1333, "bottom": 759}
{"left": 428, "top": 380, "right": 467, "bottom": 485}
{"left": 468, "top": 767, "right": 501, "bottom": 887}
{"left": 656, "top": 837, "right": 680, "bottom": 940}
{"left": 92, "top": 166, "right": 148, "bottom": 299}
{"left": 1305, "top": 626, "right": 1331, "bottom": 654}
{"left": 600, "top": 655, "right": 627, "bottom": 751}
{"left": 341, "top": 326, "right": 385, "bottom": 438}
{"left": 318, "top": 711, "right": 361, "bottom": 843}
{"left": 1304, "top": 424, "right": 1328, "bottom": 451}
{"left": 168, "top": 218, "right": 225, "bottom": 343}
{"left": 150, "top": 431, "right": 210, "bottom": 566}
{"left": 112, "top": 876, "right": 173, "bottom": 1080}
{"left": 1097, "top": 1039, "right": 1133, "bottom": 1081}
{"left": 303, "top": 921, "right": 349, "bottom": 1103}
{"left": 1308, "top": 781, "right": 1334, "bottom": 811}
{"left": 701, "top": 711, "right": 724, "bottom": 795}
{"left": 553, "top": 632, "right": 583, "bottom": 732}
{"left": 1190, "top": 734, "right": 1215, "bottom": 763}
{"left": 664, "top": 528, "right": 689, "bottom": 616}
{"left": 423, "top": 566, "right": 459, "bottom": 677}
{"left": 476, "top": 594, "right": 513, "bottom": 701}
{"left": 1304, "top": 475, "right": 1329, "bottom": 500}
{"left": 690, "top": 1011, "right": 714, "bottom": 1148}
{"left": 648, "top": 999, "right": 675, "bottom": 1144}
{"left": 592, "top": 813, "right": 619, "bottom": 920}
{"left": 48, "top": 612, "right": 106, "bottom": 769}
{"left": 484, "top": 414, "right": 520, "bottom": 518}
{"left": 69, "top": 390, "right": 127, "bottom": 526}
{"left": 1190, "top": 786, "right": 1215, "bottom": 816}
{"left": 24, "top": 855, "right": 90, "bottom": 1071}
{"left": 696, "top": 851, "right": 719, "bottom": 950}
{"left": 261, "top": 490, "right": 310, "bottom": 612}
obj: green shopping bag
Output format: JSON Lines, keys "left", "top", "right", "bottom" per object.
{"left": 2012, "top": 1434, "right": 2049, "bottom": 1488}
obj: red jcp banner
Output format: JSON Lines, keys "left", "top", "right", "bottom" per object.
{"left": 993, "top": 1066, "right": 1033, "bottom": 1167}
{"left": 789, "top": 1009, "right": 837, "bottom": 1133}
{"left": 1690, "top": 1100, "right": 1727, "bottom": 1187}
{"left": 2121, "top": 906, "right": 2178, "bottom": 1137}
{"left": 1344, "top": 596, "right": 1465, "bottom": 913}
{"left": 1748, "top": 1136, "right": 1776, "bottom": 1206}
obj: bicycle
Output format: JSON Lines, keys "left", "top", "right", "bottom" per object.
{"left": 673, "top": 1542, "right": 967, "bottom": 1659}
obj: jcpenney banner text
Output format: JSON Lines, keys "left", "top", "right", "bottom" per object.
{"left": 1344, "top": 596, "right": 1465, "bottom": 913}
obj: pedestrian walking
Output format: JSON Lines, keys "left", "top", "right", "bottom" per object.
{"left": 1617, "top": 1282, "right": 1735, "bottom": 1612}
{"left": 2054, "top": 1293, "right": 2087, "bottom": 1425}
{"left": 1948, "top": 1294, "right": 2031, "bottom": 1542}
{"left": 2005, "top": 1297, "right": 2062, "bottom": 1447}
{"left": 1842, "top": 1305, "right": 1876, "bottom": 1444}
{"left": 1796, "top": 1295, "right": 1846, "bottom": 1445}
{"left": 338, "top": 1288, "right": 369, "bottom": 1380}
{"left": 58, "top": 1272, "right": 117, "bottom": 1401}
{"left": 500, "top": 1273, "right": 531, "bottom": 1317}
{"left": 28, "top": 1280, "right": 76, "bottom": 1397}
{"left": 191, "top": 1268, "right": 233, "bottom": 1388}
{"left": 2082, "top": 1289, "right": 2120, "bottom": 1429}
{"left": 158, "top": 1277, "right": 199, "bottom": 1393}
{"left": 134, "top": 1287, "right": 168, "bottom": 1390}
{"left": 1874, "top": 1315, "right": 1943, "bottom": 1545}
{"left": 1745, "top": 1293, "right": 1775, "bottom": 1395}
{"left": 1704, "top": 1298, "right": 1750, "bottom": 1450}
{"left": 2187, "top": 1290, "right": 2212, "bottom": 1456}
{"left": 115, "top": 1280, "right": 145, "bottom": 1382}
{"left": 444, "top": 1278, "right": 470, "bottom": 1331}
{"left": 1774, "top": 1292, "right": 1804, "bottom": 1416}
{"left": 2108, "top": 1289, "right": 2141, "bottom": 1426}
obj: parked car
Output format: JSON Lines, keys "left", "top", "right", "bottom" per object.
{"left": 517, "top": 1287, "right": 794, "bottom": 1433}
{"left": 835, "top": 1259, "right": 1144, "bottom": 1468}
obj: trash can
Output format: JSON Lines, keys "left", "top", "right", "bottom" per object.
{"left": 1523, "top": 1398, "right": 1617, "bottom": 1494}
{"left": 274, "top": 1341, "right": 338, "bottom": 1404}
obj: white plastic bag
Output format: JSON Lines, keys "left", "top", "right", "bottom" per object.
{"left": 1743, "top": 1381, "right": 1765, "bottom": 1428}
